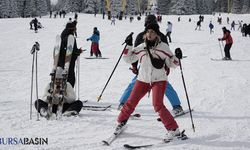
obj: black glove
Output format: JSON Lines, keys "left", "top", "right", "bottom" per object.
{"left": 175, "top": 48, "right": 183, "bottom": 59}
{"left": 124, "top": 32, "right": 133, "bottom": 46}
{"left": 129, "top": 66, "right": 138, "bottom": 75}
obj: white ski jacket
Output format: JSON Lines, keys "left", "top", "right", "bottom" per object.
{"left": 42, "top": 82, "right": 76, "bottom": 104}
{"left": 123, "top": 42, "right": 179, "bottom": 84}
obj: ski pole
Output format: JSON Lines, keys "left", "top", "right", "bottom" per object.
{"left": 30, "top": 50, "right": 35, "bottom": 120}
{"left": 35, "top": 44, "right": 40, "bottom": 121}
{"left": 77, "top": 56, "right": 80, "bottom": 100}
{"left": 179, "top": 58, "right": 195, "bottom": 132}
{"left": 97, "top": 43, "right": 128, "bottom": 102}
{"left": 30, "top": 42, "right": 40, "bottom": 120}
{"left": 97, "top": 32, "right": 133, "bottom": 102}
{"left": 218, "top": 41, "right": 224, "bottom": 59}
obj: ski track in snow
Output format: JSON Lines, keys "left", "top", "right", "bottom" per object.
{"left": 1, "top": 13, "right": 250, "bottom": 150}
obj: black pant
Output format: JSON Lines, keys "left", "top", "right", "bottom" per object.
{"left": 35, "top": 99, "right": 83, "bottom": 114}
{"left": 224, "top": 43, "right": 232, "bottom": 59}
{"left": 166, "top": 32, "right": 172, "bottom": 43}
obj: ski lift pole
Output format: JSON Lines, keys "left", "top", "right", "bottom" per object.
{"left": 179, "top": 58, "right": 195, "bottom": 132}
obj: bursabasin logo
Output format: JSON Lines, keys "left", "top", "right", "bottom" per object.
{"left": 0, "top": 137, "right": 48, "bottom": 145}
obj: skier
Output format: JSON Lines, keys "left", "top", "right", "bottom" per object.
{"left": 166, "top": 21, "right": 172, "bottom": 43}
{"left": 209, "top": 21, "right": 214, "bottom": 34}
{"left": 33, "top": 18, "right": 38, "bottom": 33}
{"left": 58, "top": 22, "right": 83, "bottom": 87}
{"left": 118, "top": 15, "right": 184, "bottom": 116}
{"left": 195, "top": 20, "right": 201, "bottom": 30}
{"left": 116, "top": 23, "right": 184, "bottom": 141}
{"left": 231, "top": 21, "right": 236, "bottom": 31}
{"left": 87, "top": 27, "right": 102, "bottom": 57}
{"left": 29, "top": 19, "right": 34, "bottom": 29}
{"left": 34, "top": 67, "right": 83, "bottom": 117}
{"left": 218, "top": 27, "right": 233, "bottom": 60}
{"left": 111, "top": 16, "right": 116, "bottom": 25}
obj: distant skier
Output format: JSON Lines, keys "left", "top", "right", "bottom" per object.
{"left": 87, "top": 27, "right": 102, "bottom": 57}
{"left": 209, "top": 21, "right": 214, "bottom": 34}
{"left": 33, "top": 18, "right": 38, "bottom": 33}
{"left": 34, "top": 67, "right": 83, "bottom": 117}
{"left": 195, "top": 20, "right": 201, "bottom": 30}
{"left": 231, "top": 21, "right": 235, "bottom": 31}
{"left": 218, "top": 27, "right": 233, "bottom": 60}
{"left": 111, "top": 16, "right": 116, "bottom": 25}
{"left": 166, "top": 21, "right": 172, "bottom": 43}
{"left": 29, "top": 19, "right": 34, "bottom": 29}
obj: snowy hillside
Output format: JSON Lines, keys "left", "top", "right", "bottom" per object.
{"left": 0, "top": 13, "right": 250, "bottom": 150}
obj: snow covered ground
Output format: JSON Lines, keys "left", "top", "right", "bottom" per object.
{"left": 0, "top": 13, "right": 250, "bottom": 150}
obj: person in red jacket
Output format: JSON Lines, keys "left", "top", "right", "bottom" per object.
{"left": 218, "top": 27, "right": 233, "bottom": 60}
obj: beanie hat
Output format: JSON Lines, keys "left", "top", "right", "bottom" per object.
{"left": 55, "top": 67, "right": 64, "bottom": 79}
{"left": 144, "top": 14, "right": 157, "bottom": 27}
{"left": 66, "top": 23, "right": 76, "bottom": 29}
{"left": 146, "top": 23, "right": 160, "bottom": 35}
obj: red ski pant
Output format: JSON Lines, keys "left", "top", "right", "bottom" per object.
{"left": 118, "top": 80, "right": 178, "bottom": 130}
{"left": 91, "top": 42, "right": 98, "bottom": 55}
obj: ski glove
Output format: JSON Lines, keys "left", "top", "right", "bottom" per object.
{"left": 124, "top": 32, "right": 133, "bottom": 46}
{"left": 175, "top": 48, "right": 183, "bottom": 59}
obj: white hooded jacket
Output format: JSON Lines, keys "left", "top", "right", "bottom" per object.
{"left": 123, "top": 41, "right": 179, "bottom": 84}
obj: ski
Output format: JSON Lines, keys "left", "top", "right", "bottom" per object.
{"left": 46, "top": 35, "right": 62, "bottom": 119}
{"left": 56, "top": 34, "right": 75, "bottom": 119}
{"left": 84, "top": 57, "right": 109, "bottom": 59}
{"left": 102, "top": 124, "right": 127, "bottom": 146}
{"left": 157, "top": 109, "right": 194, "bottom": 122}
{"left": 123, "top": 130, "right": 188, "bottom": 149}
{"left": 211, "top": 58, "right": 230, "bottom": 61}
{"left": 82, "top": 104, "right": 111, "bottom": 111}
{"left": 210, "top": 58, "right": 250, "bottom": 61}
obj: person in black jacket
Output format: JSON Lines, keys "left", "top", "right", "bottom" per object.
{"left": 58, "top": 23, "right": 83, "bottom": 87}
{"left": 33, "top": 18, "right": 38, "bottom": 33}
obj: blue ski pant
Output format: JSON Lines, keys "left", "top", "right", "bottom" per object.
{"left": 119, "top": 76, "right": 181, "bottom": 108}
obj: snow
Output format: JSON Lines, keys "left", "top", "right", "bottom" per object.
{"left": 1, "top": 13, "right": 250, "bottom": 150}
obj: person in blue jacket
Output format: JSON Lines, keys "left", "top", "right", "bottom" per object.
{"left": 87, "top": 27, "right": 102, "bottom": 57}
{"left": 209, "top": 21, "right": 214, "bottom": 34}
{"left": 118, "top": 15, "right": 184, "bottom": 116}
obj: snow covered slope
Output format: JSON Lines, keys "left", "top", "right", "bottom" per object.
{"left": 0, "top": 13, "right": 250, "bottom": 150}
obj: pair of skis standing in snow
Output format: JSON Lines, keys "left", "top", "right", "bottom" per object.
{"left": 32, "top": 22, "right": 84, "bottom": 120}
